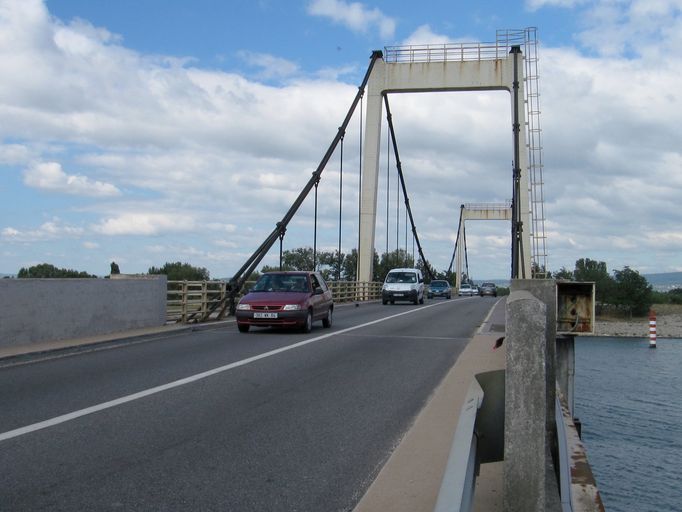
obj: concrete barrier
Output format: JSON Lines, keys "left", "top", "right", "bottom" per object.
{"left": 0, "top": 276, "right": 167, "bottom": 348}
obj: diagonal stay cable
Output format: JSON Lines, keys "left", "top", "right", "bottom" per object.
{"left": 193, "top": 50, "right": 384, "bottom": 321}
{"left": 447, "top": 204, "right": 464, "bottom": 275}
{"left": 383, "top": 94, "right": 435, "bottom": 280}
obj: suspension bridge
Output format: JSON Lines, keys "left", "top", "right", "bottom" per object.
{"left": 0, "top": 28, "right": 604, "bottom": 512}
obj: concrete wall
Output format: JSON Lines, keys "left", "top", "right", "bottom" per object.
{"left": 0, "top": 276, "right": 167, "bottom": 348}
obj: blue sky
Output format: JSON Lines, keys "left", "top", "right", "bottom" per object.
{"left": 2, "top": 0, "right": 682, "bottom": 279}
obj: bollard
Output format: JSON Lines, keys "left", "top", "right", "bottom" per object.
{"left": 649, "top": 309, "right": 657, "bottom": 349}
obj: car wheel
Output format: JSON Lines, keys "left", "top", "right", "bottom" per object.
{"left": 382, "top": 299, "right": 388, "bottom": 305}
{"left": 301, "top": 310, "right": 313, "bottom": 333}
{"left": 447, "top": 294, "right": 451, "bottom": 299}
{"left": 419, "top": 296, "right": 424, "bottom": 304}
{"left": 238, "top": 323, "right": 249, "bottom": 333}
{"left": 322, "top": 307, "right": 333, "bottom": 328}
{"left": 390, "top": 300, "right": 395, "bottom": 305}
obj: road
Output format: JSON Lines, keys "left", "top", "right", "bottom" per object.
{"left": 0, "top": 297, "right": 496, "bottom": 511}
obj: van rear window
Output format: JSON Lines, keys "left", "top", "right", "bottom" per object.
{"left": 386, "top": 272, "right": 417, "bottom": 284}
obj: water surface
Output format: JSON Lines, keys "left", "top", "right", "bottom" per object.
{"left": 575, "top": 337, "right": 682, "bottom": 512}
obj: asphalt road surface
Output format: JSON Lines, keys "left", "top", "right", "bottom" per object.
{"left": 0, "top": 296, "right": 497, "bottom": 511}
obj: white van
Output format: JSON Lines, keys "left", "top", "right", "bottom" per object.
{"left": 382, "top": 268, "right": 424, "bottom": 305}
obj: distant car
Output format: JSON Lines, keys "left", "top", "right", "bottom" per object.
{"left": 382, "top": 268, "right": 424, "bottom": 305}
{"left": 479, "top": 282, "right": 498, "bottom": 297}
{"left": 236, "top": 271, "right": 333, "bottom": 333}
{"left": 458, "top": 283, "right": 476, "bottom": 297}
{"left": 428, "top": 280, "right": 452, "bottom": 299}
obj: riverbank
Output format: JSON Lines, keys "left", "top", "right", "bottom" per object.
{"left": 594, "top": 304, "right": 682, "bottom": 338}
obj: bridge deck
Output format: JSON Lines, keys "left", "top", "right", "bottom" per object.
{"left": 354, "top": 298, "right": 506, "bottom": 512}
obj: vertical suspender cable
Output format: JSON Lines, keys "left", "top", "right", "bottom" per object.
{"left": 405, "top": 209, "right": 408, "bottom": 263}
{"left": 386, "top": 122, "right": 390, "bottom": 255}
{"left": 463, "top": 223, "right": 470, "bottom": 281}
{"left": 357, "top": 95, "right": 363, "bottom": 281}
{"left": 313, "top": 177, "right": 319, "bottom": 270}
{"left": 337, "top": 135, "right": 344, "bottom": 280}
{"left": 279, "top": 230, "right": 285, "bottom": 271}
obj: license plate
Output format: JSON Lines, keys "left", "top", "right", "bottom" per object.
{"left": 254, "top": 312, "right": 278, "bottom": 319}
{"left": 394, "top": 293, "right": 404, "bottom": 297}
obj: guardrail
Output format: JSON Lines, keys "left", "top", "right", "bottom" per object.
{"left": 384, "top": 42, "right": 511, "bottom": 64}
{"left": 166, "top": 280, "right": 382, "bottom": 323}
{"left": 433, "top": 378, "right": 484, "bottom": 512}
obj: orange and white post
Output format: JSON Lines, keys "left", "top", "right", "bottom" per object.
{"left": 649, "top": 309, "right": 657, "bottom": 349}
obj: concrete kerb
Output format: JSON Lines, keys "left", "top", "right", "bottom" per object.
{"left": 0, "top": 319, "right": 236, "bottom": 365}
{"left": 354, "top": 298, "right": 506, "bottom": 512}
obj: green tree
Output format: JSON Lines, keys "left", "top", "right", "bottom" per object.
{"left": 148, "top": 262, "right": 209, "bottom": 281}
{"left": 573, "top": 258, "right": 614, "bottom": 303}
{"left": 17, "top": 263, "right": 96, "bottom": 278}
{"left": 553, "top": 266, "right": 574, "bottom": 280}
{"left": 611, "top": 266, "right": 652, "bottom": 316}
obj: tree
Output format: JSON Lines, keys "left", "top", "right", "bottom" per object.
{"left": 17, "top": 263, "right": 96, "bottom": 278}
{"left": 611, "top": 266, "right": 652, "bottom": 316}
{"left": 573, "top": 258, "right": 614, "bottom": 303}
{"left": 110, "top": 261, "right": 120, "bottom": 275}
{"left": 553, "top": 266, "right": 574, "bottom": 280}
{"left": 148, "top": 262, "right": 209, "bottom": 281}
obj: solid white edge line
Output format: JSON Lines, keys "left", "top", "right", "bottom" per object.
{"left": 1, "top": 300, "right": 459, "bottom": 443}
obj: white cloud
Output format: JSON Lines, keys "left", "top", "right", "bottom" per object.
{"left": 0, "top": 144, "right": 31, "bottom": 164}
{"left": 1, "top": 0, "right": 682, "bottom": 278}
{"left": 82, "top": 241, "right": 99, "bottom": 249}
{"left": 307, "top": 0, "right": 396, "bottom": 39}
{"left": 92, "top": 212, "right": 197, "bottom": 236}
{"left": 23, "top": 161, "right": 121, "bottom": 196}
{"left": 2, "top": 219, "right": 84, "bottom": 242}
{"left": 401, "top": 25, "right": 455, "bottom": 46}
{"left": 236, "top": 51, "right": 300, "bottom": 79}
{"left": 525, "top": 0, "right": 589, "bottom": 11}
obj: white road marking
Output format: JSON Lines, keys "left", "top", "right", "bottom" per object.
{"left": 1, "top": 300, "right": 457, "bottom": 442}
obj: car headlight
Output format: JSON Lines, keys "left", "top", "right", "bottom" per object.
{"left": 282, "top": 304, "right": 301, "bottom": 311}
{"left": 237, "top": 303, "right": 251, "bottom": 310}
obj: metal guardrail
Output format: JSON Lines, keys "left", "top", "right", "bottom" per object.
{"left": 166, "top": 280, "right": 382, "bottom": 323}
{"left": 384, "top": 42, "right": 512, "bottom": 64}
{"left": 433, "top": 378, "right": 484, "bottom": 512}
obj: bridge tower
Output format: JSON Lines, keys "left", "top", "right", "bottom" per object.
{"left": 357, "top": 32, "right": 539, "bottom": 282}
{"left": 454, "top": 203, "right": 513, "bottom": 291}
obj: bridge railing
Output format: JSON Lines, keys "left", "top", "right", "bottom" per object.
{"left": 384, "top": 42, "right": 510, "bottom": 64}
{"left": 166, "top": 280, "right": 382, "bottom": 323}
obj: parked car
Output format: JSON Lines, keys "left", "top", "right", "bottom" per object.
{"left": 479, "top": 282, "right": 498, "bottom": 297}
{"left": 382, "top": 268, "right": 424, "bottom": 305}
{"left": 236, "top": 271, "right": 333, "bottom": 333}
{"left": 427, "top": 280, "right": 452, "bottom": 299}
{"left": 457, "top": 283, "right": 476, "bottom": 297}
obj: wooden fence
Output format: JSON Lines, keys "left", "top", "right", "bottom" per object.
{"left": 167, "top": 280, "right": 382, "bottom": 324}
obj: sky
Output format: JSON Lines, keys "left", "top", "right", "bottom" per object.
{"left": 1, "top": 0, "right": 681, "bottom": 280}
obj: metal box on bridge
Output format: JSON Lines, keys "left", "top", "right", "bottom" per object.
{"left": 556, "top": 281, "right": 595, "bottom": 334}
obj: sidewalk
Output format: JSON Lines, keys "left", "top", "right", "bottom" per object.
{"left": 0, "top": 319, "right": 234, "bottom": 363}
{"left": 354, "top": 298, "right": 506, "bottom": 512}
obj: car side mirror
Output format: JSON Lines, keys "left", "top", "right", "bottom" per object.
{"left": 314, "top": 287, "right": 324, "bottom": 295}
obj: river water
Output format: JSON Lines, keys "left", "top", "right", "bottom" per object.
{"left": 575, "top": 337, "right": 682, "bottom": 512}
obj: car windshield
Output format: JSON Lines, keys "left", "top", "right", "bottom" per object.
{"left": 385, "top": 272, "right": 417, "bottom": 284}
{"left": 482, "top": 283, "right": 495, "bottom": 287}
{"left": 460, "top": 284, "right": 471, "bottom": 289}
{"left": 252, "top": 274, "right": 310, "bottom": 293}
{"left": 431, "top": 281, "right": 447, "bottom": 288}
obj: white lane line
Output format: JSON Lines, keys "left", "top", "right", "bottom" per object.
{"left": 1, "top": 300, "right": 454, "bottom": 443}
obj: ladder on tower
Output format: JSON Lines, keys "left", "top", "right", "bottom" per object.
{"left": 497, "top": 28, "right": 548, "bottom": 278}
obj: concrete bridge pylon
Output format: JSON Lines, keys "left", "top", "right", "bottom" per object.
{"left": 357, "top": 42, "right": 533, "bottom": 282}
